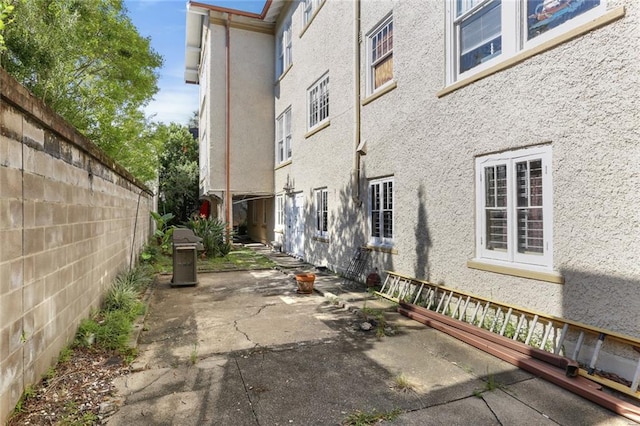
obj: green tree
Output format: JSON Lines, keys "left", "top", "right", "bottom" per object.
{"left": 0, "top": 1, "right": 15, "bottom": 51}
{"left": 158, "top": 124, "right": 199, "bottom": 224}
{"left": 1, "top": 0, "right": 162, "bottom": 181}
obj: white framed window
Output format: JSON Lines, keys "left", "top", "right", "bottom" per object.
{"left": 446, "top": 0, "right": 606, "bottom": 84}
{"left": 303, "top": 0, "right": 321, "bottom": 26}
{"left": 315, "top": 188, "right": 328, "bottom": 237}
{"left": 275, "top": 195, "right": 285, "bottom": 230}
{"left": 307, "top": 73, "right": 329, "bottom": 130}
{"left": 369, "top": 177, "right": 394, "bottom": 247}
{"left": 367, "top": 13, "right": 393, "bottom": 94}
{"left": 475, "top": 145, "right": 553, "bottom": 268}
{"left": 276, "top": 107, "right": 292, "bottom": 164}
{"left": 276, "top": 18, "right": 292, "bottom": 77}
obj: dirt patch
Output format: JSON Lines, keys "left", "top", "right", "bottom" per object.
{"left": 7, "top": 347, "right": 131, "bottom": 425}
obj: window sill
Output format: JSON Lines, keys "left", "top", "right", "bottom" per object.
{"left": 275, "top": 159, "right": 292, "bottom": 170}
{"left": 312, "top": 236, "right": 329, "bottom": 243}
{"left": 467, "top": 259, "right": 564, "bottom": 284}
{"left": 437, "top": 6, "right": 625, "bottom": 98}
{"left": 274, "top": 229, "right": 284, "bottom": 234}
{"left": 299, "top": 0, "right": 326, "bottom": 38}
{"left": 362, "top": 81, "right": 397, "bottom": 106}
{"left": 275, "top": 63, "right": 293, "bottom": 84}
{"left": 304, "top": 120, "right": 330, "bottom": 139}
{"left": 366, "top": 245, "right": 397, "bottom": 254}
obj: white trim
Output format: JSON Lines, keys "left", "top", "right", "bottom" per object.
{"left": 315, "top": 188, "right": 328, "bottom": 237}
{"left": 302, "top": 0, "right": 322, "bottom": 27}
{"left": 275, "top": 194, "right": 285, "bottom": 231}
{"left": 276, "top": 107, "right": 292, "bottom": 164}
{"left": 475, "top": 145, "right": 553, "bottom": 269}
{"left": 368, "top": 177, "right": 394, "bottom": 248}
{"left": 366, "top": 12, "right": 394, "bottom": 96}
{"left": 276, "top": 18, "right": 292, "bottom": 78}
{"left": 446, "top": 0, "right": 608, "bottom": 85}
{"left": 307, "top": 73, "right": 330, "bottom": 131}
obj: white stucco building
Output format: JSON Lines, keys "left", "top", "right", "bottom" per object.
{"left": 185, "top": 0, "right": 639, "bottom": 384}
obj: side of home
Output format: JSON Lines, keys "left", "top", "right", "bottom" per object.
{"left": 185, "top": 0, "right": 639, "bottom": 382}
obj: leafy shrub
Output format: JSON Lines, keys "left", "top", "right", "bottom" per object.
{"left": 151, "top": 212, "right": 175, "bottom": 255}
{"left": 187, "top": 215, "right": 231, "bottom": 258}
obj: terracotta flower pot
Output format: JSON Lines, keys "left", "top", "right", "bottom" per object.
{"left": 295, "top": 273, "right": 316, "bottom": 294}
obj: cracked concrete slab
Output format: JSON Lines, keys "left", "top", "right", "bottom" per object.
{"left": 107, "top": 268, "right": 638, "bottom": 425}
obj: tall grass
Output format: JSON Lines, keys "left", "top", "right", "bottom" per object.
{"left": 75, "top": 265, "right": 151, "bottom": 354}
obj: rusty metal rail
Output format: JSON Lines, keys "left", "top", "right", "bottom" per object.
{"left": 377, "top": 271, "right": 640, "bottom": 401}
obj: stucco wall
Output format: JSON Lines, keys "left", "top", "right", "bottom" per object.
{"left": 0, "top": 68, "right": 152, "bottom": 423}
{"left": 274, "top": 1, "right": 365, "bottom": 269}
{"left": 204, "top": 18, "right": 275, "bottom": 197}
{"left": 357, "top": 0, "right": 640, "bottom": 336}
{"left": 357, "top": 0, "right": 639, "bottom": 376}
{"left": 269, "top": 0, "right": 638, "bottom": 378}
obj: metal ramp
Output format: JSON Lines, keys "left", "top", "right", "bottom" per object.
{"left": 342, "top": 247, "right": 370, "bottom": 283}
{"left": 376, "top": 271, "right": 640, "bottom": 401}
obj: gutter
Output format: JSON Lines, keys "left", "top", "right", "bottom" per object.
{"left": 189, "top": 0, "right": 273, "bottom": 20}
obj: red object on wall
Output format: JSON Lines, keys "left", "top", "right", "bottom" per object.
{"left": 199, "top": 200, "right": 210, "bottom": 218}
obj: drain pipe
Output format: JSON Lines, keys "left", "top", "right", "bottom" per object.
{"left": 352, "top": 0, "right": 362, "bottom": 206}
{"left": 225, "top": 14, "right": 232, "bottom": 242}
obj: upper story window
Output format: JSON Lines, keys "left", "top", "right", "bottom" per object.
{"left": 475, "top": 145, "right": 553, "bottom": 269}
{"left": 447, "top": 0, "right": 605, "bottom": 84}
{"left": 307, "top": 73, "right": 329, "bottom": 130}
{"left": 315, "top": 188, "right": 328, "bottom": 237}
{"left": 276, "top": 107, "right": 292, "bottom": 164}
{"left": 276, "top": 18, "right": 292, "bottom": 77}
{"left": 368, "top": 13, "right": 394, "bottom": 93}
{"left": 369, "top": 177, "right": 394, "bottom": 247}
{"left": 303, "top": 0, "right": 322, "bottom": 26}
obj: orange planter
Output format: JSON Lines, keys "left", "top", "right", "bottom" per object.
{"left": 295, "top": 273, "right": 316, "bottom": 294}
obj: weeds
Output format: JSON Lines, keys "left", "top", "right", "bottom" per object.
{"left": 13, "top": 386, "right": 35, "bottom": 414}
{"left": 190, "top": 343, "right": 198, "bottom": 365}
{"left": 473, "top": 373, "right": 503, "bottom": 397}
{"left": 343, "top": 408, "right": 401, "bottom": 425}
{"left": 392, "top": 374, "right": 414, "bottom": 393}
{"left": 74, "top": 265, "right": 151, "bottom": 353}
{"left": 58, "top": 346, "right": 72, "bottom": 363}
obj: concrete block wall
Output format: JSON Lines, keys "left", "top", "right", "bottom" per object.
{"left": 0, "top": 68, "right": 152, "bottom": 423}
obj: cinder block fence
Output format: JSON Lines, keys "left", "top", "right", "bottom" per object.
{"left": 0, "top": 68, "right": 153, "bottom": 422}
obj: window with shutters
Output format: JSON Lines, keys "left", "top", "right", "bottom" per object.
{"left": 369, "top": 177, "right": 394, "bottom": 247}
{"left": 368, "top": 13, "right": 393, "bottom": 94}
{"left": 475, "top": 145, "right": 553, "bottom": 268}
